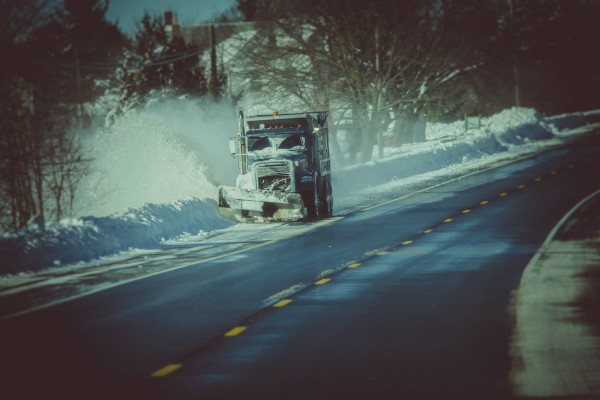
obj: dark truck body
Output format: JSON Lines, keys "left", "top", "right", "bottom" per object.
{"left": 218, "top": 111, "right": 333, "bottom": 222}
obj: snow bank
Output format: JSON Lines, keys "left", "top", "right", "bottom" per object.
{"left": 0, "top": 198, "right": 232, "bottom": 275}
{"left": 546, "top": 109, "right": 600, "bottom": 132}
{"left": 333, "top": 108, "right": 555, "bottom": 195}
{"left": 1, "top": 106, "right": 598, "bottom": 276}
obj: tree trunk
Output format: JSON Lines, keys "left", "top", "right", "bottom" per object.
{"left": 377, "top": 130, "right": 384, "bottom": 159}
{"left": 359, "top": 114, "right": 375, "bottom": 163}
{"left": 413, "top": 111, "right": 426, "bottom": 142}
{"left": 359, "top": 134, "right": 374, "bottom": 163}
{"left": 394, "top": 108, "right": 420, "bottom": 146}
{"left": 328, "top": 122, "right": 346, "bottom": 168}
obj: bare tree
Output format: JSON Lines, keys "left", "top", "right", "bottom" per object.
{"left": 233, "top": 0, "right": 495, "bottom": 162}
{"left": 45, "top": 124, "right": 90, "bottom": 221}
{"left": 0, "top": 0, "right": 92, "bottom": 229}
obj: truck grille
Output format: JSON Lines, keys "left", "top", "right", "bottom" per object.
{"left": 254, "top": 162, "right": 293, "bottom": 191}
{"left": 255, "top": 163, "right": 291, "bottom": 178}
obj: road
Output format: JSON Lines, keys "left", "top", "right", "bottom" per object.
{"left": 1, "top": 133, "right": 599, "bottom": 399}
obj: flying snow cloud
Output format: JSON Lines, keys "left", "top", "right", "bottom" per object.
{"left": 75, "top": 96, "right": 239, "bottom": 217}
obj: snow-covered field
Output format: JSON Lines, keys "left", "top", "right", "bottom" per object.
{"left": 1, "top": 103, "right": 599, "bottom": 276}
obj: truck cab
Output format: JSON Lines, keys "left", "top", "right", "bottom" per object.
{"left": 218, "top": 111, "right": 332, "bottom": 221}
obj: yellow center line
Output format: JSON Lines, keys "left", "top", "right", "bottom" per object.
{"left": 568, "top": 164, "right": 575, "bottom": 169}
{"left": 443, "top": 218, "right": 453, "bottom": 223}
{"left": 535, "top": 177, "right": 542, "bottom": 182}
{"left": 551, "top": 170, "right": 558, "bottom": 175}
{"left": 224, "top": 326, "right": 247, "bottom": 337}
{"left": 402, "top": 240, "right": 413, "bottom": 245}
{"left": 273, "top": 299, "right": 292, "bottom": 308}
{"left": 462, "top": 209, "right": 471, "bottom": 214}
{"left": 499, "top": 192, "right": 508, "bottom": 197}
{"left": 517, "top": 184, "right": 526, "bottom": 189}
{"left": 423, "top": 229, "right": 434, "bottom": 234}
{"left": 480, "top": 200, "right": 489, "bottom": 205}
{"left": 315, "top": 278, "right": 331, "bottom": 285}
{"left": 347, "top": 262, "right": 361, "bottom": 269}
{"left": 151, "top": 364, "right": 182, "bottom": 378}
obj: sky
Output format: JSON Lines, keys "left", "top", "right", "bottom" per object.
{"left": 105, "top": 0, "right": 238, "bottom": 36}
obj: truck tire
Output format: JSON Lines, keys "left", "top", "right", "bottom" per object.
{"left": 306, "top": 178, "right": 322, "bottom": 220}
{"left": 318, "top": 181, "right": 333, "bottom": 217}
{"left": 317, "top": 179, "right": 333, "bottom": 218}
{"left": 324, "top": 181, "right": 333, "bottom": 217}
{"left": 313, "top": 181, "right": 322, "bottom": 219}
{"left": 307, "top": 178, "right": 332, "bottom": 220}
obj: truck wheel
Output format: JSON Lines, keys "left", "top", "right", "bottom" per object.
{"left": 316, "top": 179, "right": 334, "bottom": 218}
{"left": 313, "top": 183, "right": 321, "bottom": 219}
{"left": 318, "top": 181, "right": 332, "bottom": 218}
{"left": 324, "top": 182, "right": 333, "bottom": 217}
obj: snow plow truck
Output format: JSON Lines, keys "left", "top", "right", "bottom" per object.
{"left": 218, "top": 110, "right": 333, "bottom": 222}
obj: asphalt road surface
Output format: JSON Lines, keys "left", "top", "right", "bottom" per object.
{"left": 2, "top": 133, "right": 599, "bottom": 400}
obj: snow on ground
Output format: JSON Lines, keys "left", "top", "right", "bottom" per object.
{"left": 332, "top": 108, "right": 599, "bottom": 209}
{"left": 1, "top": 104, "right": 600, "bottom": 276}
{"left": 0, "top": 199, "right": 232, "bottom": 275}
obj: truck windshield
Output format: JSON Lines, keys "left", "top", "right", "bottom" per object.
{"left": 247, "top": 134, "right": 306, "bottom": 155}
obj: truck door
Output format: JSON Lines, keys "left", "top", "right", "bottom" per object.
{"left": 318, "top": 128, "right": 330, "bottom": 176}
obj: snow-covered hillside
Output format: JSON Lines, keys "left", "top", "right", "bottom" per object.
{"left": 1, "top": 104, "right": 599, "bottom": 276}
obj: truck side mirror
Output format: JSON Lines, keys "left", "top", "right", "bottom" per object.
{"left": 228, "top": 137, "right": 237, "bottom": 156}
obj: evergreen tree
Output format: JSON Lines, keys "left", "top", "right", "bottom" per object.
{"left": 117, "top": 12, "right": 208, "bottom": 110}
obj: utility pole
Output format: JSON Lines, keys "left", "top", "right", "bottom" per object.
{"left": 375, "top": 25, "right": 385, "bottom": 158}
{"left": 209, "top": 24, "right": 219, "bottom": 99}
{"left": 74, "top": 46, "right": 85, "bottom": 123}
{"left": 507, "top": 0, "right": 521, "bottom": 107}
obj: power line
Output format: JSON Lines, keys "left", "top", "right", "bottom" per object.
{"left": 23, "top": 45, "right": 206, "bottom": 71}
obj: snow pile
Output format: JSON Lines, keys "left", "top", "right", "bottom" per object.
{"left": 0, "top": 198, "right": 232, "bottom": 275}
{"left": 489, "top": 108, "right": 554, "bottom": 146}
{"left": 334, "top": 108, "right": 556, "bottom": 195}
{"left": 424, "top": 107, "right": 546, "bottom": 141}
{"left": 1, "top": 105, "right": 598, "bottom": 276}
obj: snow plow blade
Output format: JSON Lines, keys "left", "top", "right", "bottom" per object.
{"left": 218, "top": 186, "right": 304, "bottom": 222}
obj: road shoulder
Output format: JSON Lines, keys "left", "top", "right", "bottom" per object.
{"left": 510, "top": 189, "right": 600, "bottom": 397}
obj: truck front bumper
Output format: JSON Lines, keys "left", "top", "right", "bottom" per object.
{"left": 218, "top": 186, "right": 304, "bottom": 222}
